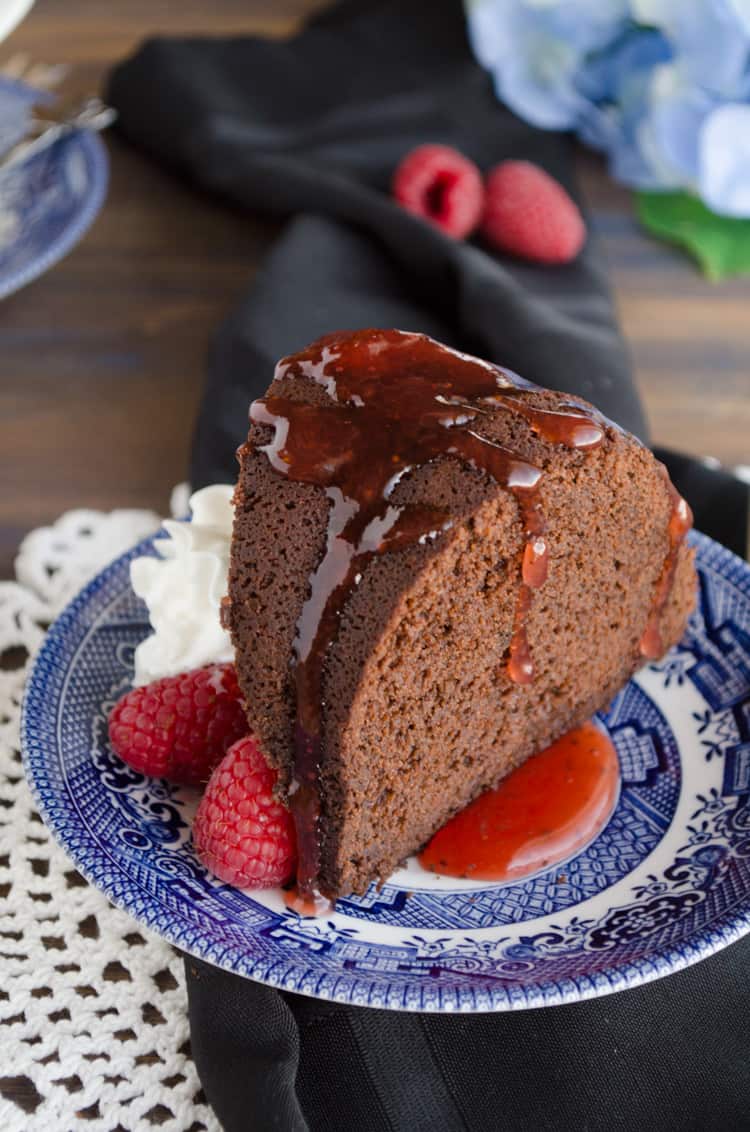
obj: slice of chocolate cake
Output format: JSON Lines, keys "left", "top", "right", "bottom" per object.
{"left": 225, "top": 329, "right": 696, "bottom": 903}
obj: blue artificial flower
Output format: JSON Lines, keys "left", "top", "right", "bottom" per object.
{"left": 466, "top": 0, "right": 750, "bottom": 216}
{"left": 700, "top": 102, "right": 750, "bottom": 214}
{"left": 582, "top": 29, "right": 676, "bottom": 185}
{"left": 466, "top": 0, "right": 630, "bottom": 130}
{"left": 633, "top": 0, "right": 750, "bottom": 95}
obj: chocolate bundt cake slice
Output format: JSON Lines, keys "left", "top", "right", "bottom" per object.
{"left": 225, "top": 329, "right": 695, "bottom": 903}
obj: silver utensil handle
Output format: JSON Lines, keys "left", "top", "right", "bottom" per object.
{"left": 0, "top": 97, "right": 117, "bottom": 171}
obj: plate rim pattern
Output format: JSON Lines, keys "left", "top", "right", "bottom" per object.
{"left": 0, "top": 129, "right": 108, "bottom": 300}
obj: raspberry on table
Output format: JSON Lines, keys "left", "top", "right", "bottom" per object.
{"left": 108, "top": 663, "right": 248, "bottom": 787}
{"left": 392, "top": 143, "right": 484, "bottom": 238}
{"left": 193, "top": 736, "right": 297, "bottom": 889}
{"left": 480, "top": 160, "right": 586, "bottom": 264}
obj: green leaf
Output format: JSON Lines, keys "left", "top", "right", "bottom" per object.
{"left": 636, "top": 190, "right": 750, "bottom": 281}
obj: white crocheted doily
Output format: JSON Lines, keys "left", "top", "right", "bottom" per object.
{"left": 0, "top": 488, "right": 221, "bottom": 1132}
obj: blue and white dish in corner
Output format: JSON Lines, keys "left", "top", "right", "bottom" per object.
{"left": 21, "top": 530, "right": 750, "bottom": 1012}
{"left": 0, "top": 76, "right": 108, "bottom": 299}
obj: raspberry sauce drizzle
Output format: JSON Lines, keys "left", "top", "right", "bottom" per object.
{"left": 639, "top": 473, "right": 693, "bottom": 659}
{"left": 249, "top": 329, "right": 606, "bottom": 901}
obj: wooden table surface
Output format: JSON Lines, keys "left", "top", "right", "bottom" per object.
{"left": 1, "top": 0, "right": 748, "bottom": 580}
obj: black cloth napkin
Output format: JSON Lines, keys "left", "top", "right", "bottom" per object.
{"left": 108, "top": 2, "right": 750, "bottom": 1129}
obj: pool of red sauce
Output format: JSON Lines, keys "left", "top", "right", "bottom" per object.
{"left": 418, "top": 721, "right": 620, "bottom": 883}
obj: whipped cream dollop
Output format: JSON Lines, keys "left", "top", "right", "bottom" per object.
{"left": 131, "top": 484, "right": 235, "bottom": 686}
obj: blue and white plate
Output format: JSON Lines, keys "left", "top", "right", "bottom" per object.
{"left": 21, "top": 531, "right": 750, "bottom": 1012}
{"left": 0, "top": 77, "right": 108, "bottom": 299}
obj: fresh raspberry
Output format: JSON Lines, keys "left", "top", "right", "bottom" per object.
{"left": 480, "top": 160, "right": 586, "bottom": 264}
{"left": 108, "top": 664, "right": 248, "bottom": 787}
{"left": 392, "top": 143, "right": 484, "bottom": 238}
{"left": 193, "top": 736, "right": 297, "bottom": 889}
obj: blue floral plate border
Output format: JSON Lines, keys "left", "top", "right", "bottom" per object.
{"left": 0, "top": 84, "right": 108, "bottom": 300}
{"left": 20, "top": 530, "right": 750, "bottom": 1011}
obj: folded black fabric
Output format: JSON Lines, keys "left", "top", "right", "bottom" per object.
{"left": 108, "top": 2, "right": 750, "bottom": 1130}
{"left": 185, "top": 943, "right": 750, "bottom": 1132}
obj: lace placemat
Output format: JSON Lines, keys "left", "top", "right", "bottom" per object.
{"left": 0, "top": 490, "right": 221, "bottom": 1132}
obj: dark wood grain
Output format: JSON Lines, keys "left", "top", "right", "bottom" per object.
{"left": 579, "top": 153, "right": 750, "bottom": 468}
{"left": 1, "top": 0, "right": 748, "bottom": 583}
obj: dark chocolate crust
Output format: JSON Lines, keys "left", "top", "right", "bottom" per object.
{"left": 227, "top": 374, "right": 696, "bottom": 898}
